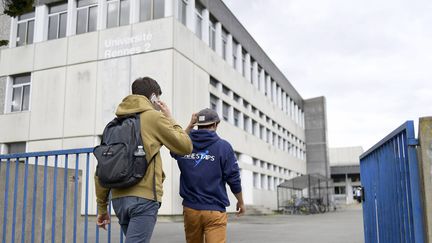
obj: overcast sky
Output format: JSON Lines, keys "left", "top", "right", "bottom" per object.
{"left": 223, "top": 0, "right": 432, "bottom": 150}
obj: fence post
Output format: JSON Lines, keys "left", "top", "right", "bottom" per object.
{"left": 418, "top": 117, "right": 432, "bottom": 243}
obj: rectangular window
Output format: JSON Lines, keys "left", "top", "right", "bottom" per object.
{"left": 241, "top": 50, "right": 246, "bottom": 77}
{"left": 16, "top": 11, "right": 35, "bottom": 46}
{"left": 195, "top": 2, "right": 204, "bottom": 39}
{"left": 48, "top": 3, "right": 68, "bottom": 40}
{"left": 253, "top": 172, "right": 259, "bottom": 189}
{"left": 210, "top": 94, "right": 218, "bottom": 111}
{"left": 153, "top": 0, "right": 164, "bottom": 19}
{"left": 107, "top": 0, "right": 130, "bottom": 28}
{"left": 250, "top": 58, "right": 255, "bottom": 84}
{"left": 260, "top": 125, "right": 265, "bottom": 140}
{"left": 232, "top": 39, "right": 238, "bottom": 68}
{"left": 233, "top": 109, "right": 240, "bottom": 127}
{"left": 140, "top": 0, "right": 151, "bottom": 21}
{"left": 4, "top": 142, "right": 26, "bottom": 154}
{"left": 222, "top": 29, "right": 228, "bottom": 60}
{"left": 233, "top": 93, "right": 240, "bottom": 102}
{"left": 260, "top": 174, "right": 265, "bottom": 190}
{"left": 243, "top": 115, "right": 249, "bottom": 132}
{"left": 251, "top": 120, "right": 257, "bottom": 135}
{"left": 209, "top": 18, "right": 216, "bottom": 51}
{"left": 10, "top": 74, "right": 31, "bottom": 112}
{"left": 210, "top": 77, "right": 218, "bottom": 87}
{"left": 222, "top": 85, "right": 230, "bottom": 96}
{"left": 178, "top": 0, "right": 187, "bottom": 25}
{"left": 266, "top": 128, "right": 270, "bottom": 143}
{"left": 76, "top": 0, "right": 98, "bottom": 34}
{"left": 243, "top": 100, "right": 249, "bottom": 109}
{"left": 222, "top": 102, "right": 229, "bottom": 121}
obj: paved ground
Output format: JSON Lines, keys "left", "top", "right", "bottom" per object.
{"left": 93, "top": 204, "right": 364, "bottom": 243}
{"left": 156, "top": 204, "right": 364, "bottom": 243}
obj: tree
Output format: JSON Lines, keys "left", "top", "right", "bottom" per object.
{"left": 2, "top": 0, "right": 33, "bottom": 17}
{"left": 0, "top": 0, "right": 34, "bottom": 46}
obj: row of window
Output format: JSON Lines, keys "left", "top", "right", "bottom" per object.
{"left": 253, "top": 172, "right": 293, "bottom": 191}
{"left": 178, "top": 0, "right": 305, "bottom": 127}
{"left": 209, "top": 79, "right": 306, "bottom": 159}
{"left": 252, "top": 158, "right": 301, "bottom": 178}
{"left": 14, "top": 0, "right": 165, "bottom": 46}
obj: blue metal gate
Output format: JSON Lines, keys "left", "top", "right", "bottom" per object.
{"left": 0, "top": 148, "right": 122, "bottom": 243}
{"left": 360, "top": 121, "right": 426, "bottom": 243}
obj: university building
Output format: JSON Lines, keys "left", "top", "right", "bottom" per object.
{"left": 0, "top": 0, "right": 329, "bottom": 215}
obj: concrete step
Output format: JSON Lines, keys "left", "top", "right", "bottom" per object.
{"left": 245, "top": 205, "right": 275, "bottom": 215}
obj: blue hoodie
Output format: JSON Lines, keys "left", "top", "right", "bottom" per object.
{"left": 171, "top": 129, "right": 242, "bottom": 212}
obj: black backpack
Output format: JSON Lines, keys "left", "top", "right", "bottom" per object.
{"left": 94, "top": 114, "right": 152, "bottom": 190}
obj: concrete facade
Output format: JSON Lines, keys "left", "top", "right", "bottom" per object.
{"left": 304, "top": 96, "right": 330, "bottom": 177}
{"left": 329, "top": 146, "right": 363, "bottom": 204}
{"left": 0, "top": 0, "right": 326, "bottom": 215}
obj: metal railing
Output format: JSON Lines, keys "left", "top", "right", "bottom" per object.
{"left": 360, "top": 121, "right": 426, "bottom": 243}
{"left": 0, "top": 148, "right": 121, "bottom": 243}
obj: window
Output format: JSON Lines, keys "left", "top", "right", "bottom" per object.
{"left": 209, "top": 18, "right": 216, "bottom": 50}
{"left": 257, "top": 66, "right": 262, "bottom": 90}
{"left": 107, "top": 0, "right": 130, "bottom": 28}
{"left": 241, "top": 50, "right": 246, "bottom": 77}
{"left": 139, "top": 0, "right": 151, "bottom": 21}
{"left": 210, "top": 94, "right": 218, "bottom": 111}
{"left": 4, "top": 142, "right": 26, "bottom": 155}
{"left": 253, "top": 172, "right": 259, "bottom": 189}
{"left": 251, "top": 106, "right": 257, "bottom": 114}
{"left": 253, "top": 159, "right": 258, "bottom": 166}
{"left": 210, "top": 77, "right": 218, "bottom": 87}
{"left": 48, "top": 3, "right": 68, "bottom": 40}
{"left": 153, "top": 0, "right": 164, "bottom": 19}
{"left": 178, "top": 0, "right": 187, "bottom": 25}
{"left": 222, "top": 102, "right": 229, "bottom": 121}
{"left": 243, "top": 100, "right": 249, "bottom": 109}
{"left": 335, "top": 186, "right": 346, "bottom": 195}
{"left": 233, "top": 109, "right": 240, "bottom": 127}
{"left": 266, "top": 128, "right": 270, "bottom": 143}
{"left": 10, "top": 74, "right": 31, "bottom": 112}
{"left": 232, "top": 39, "right": 238, "bottom": 68}
{"left": 260, "top": 125, "right": 265, "bottom": 140}
{"left": 251, "top": 120, "right": 257, "bottom": 135}
{"left": 194, "top": 2, "right": 204, "bottom": 39}
{"left": 222, "top": 85, "right": 230, "bottom": 96}
{"left": 260, "top": 161, "right": 265, "bottom": 168}
{"left": 243, "top": 115, "right": 249, "bottom": 132}
{"left": 76, "top": 0, "right": 98, "bottom": 34}
{"left": 16, "top": 11, "right": 35, "bottom": 46}
{"left": 260, "top": 174, "right": 266, "bottom": 189}
{"left": 249, "top": 58, "right": 255, "bottom": 84}
{"left": 233, "top": 93, "right": 240, "bottom": 102}
{"left": 222, "top": 29, "right": 228, "bottom": 60}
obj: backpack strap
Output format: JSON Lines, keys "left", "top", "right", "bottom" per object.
{"left": 135, "top": 113, "right": 157, "bottom": 202}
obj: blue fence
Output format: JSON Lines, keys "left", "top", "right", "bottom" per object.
{"left": 0, "top": 148, "right": 122, "bottom": 243}
{"left": 360, "top": 121, "right": 426, "bottom": 243}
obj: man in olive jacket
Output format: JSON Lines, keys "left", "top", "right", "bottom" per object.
{"left": 95, "top": 77, "right": 193, "bottom": 243}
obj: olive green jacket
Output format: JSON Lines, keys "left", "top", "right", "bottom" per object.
{"left": 95, "top": 95, "right": 193, "bottom": 214}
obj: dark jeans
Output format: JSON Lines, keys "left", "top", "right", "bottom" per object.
{"left": 112, "top": 196, "right": 160, "bottom": 243}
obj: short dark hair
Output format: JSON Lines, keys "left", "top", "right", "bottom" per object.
{"left": 132, "top": 77, "right": 162, "bottom": 99}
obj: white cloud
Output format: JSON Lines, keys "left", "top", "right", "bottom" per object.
{"left": 223, "top": 0, "right": 432, "bottom": 149}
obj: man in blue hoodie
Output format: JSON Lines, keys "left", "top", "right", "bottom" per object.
{"left": 171, "top": 108, "right": 245, "bottom": 243}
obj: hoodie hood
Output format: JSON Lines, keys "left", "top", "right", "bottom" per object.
{"left": 190, "top": 130, "right": 220, "bottom": 150}
{"left": 115, "top": 95, "right": 154, "bottom": 116}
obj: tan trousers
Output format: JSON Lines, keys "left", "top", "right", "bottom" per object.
{"left": 183, "top": 206, "right": 228, "bottom": 243}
